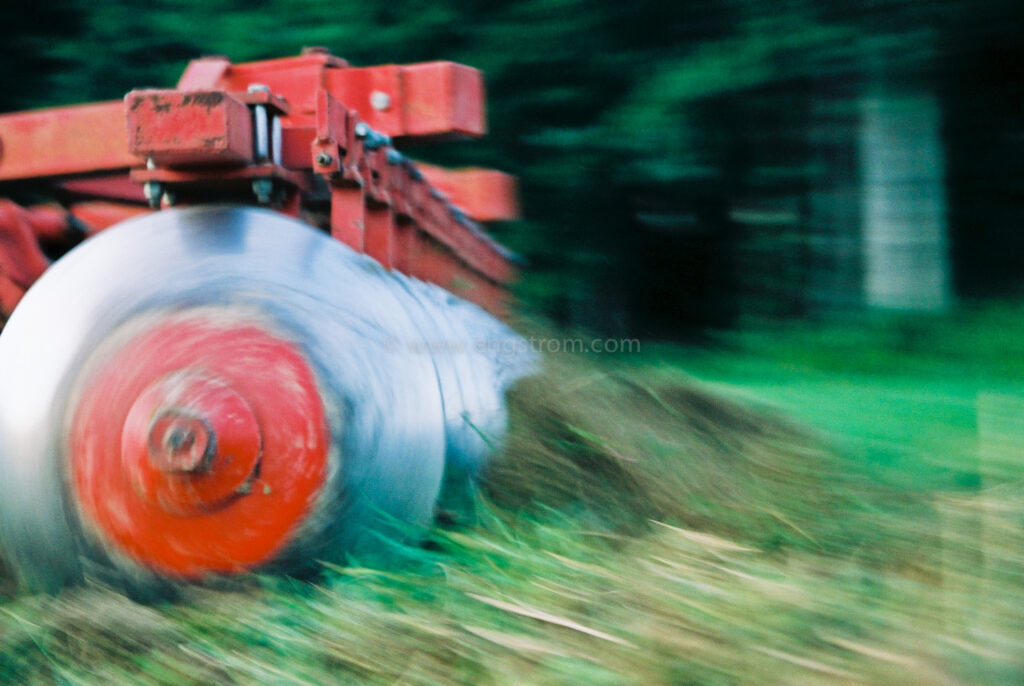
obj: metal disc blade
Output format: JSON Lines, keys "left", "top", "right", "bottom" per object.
{"left": 0, "top": 206, "right": 532, "bottom": 591}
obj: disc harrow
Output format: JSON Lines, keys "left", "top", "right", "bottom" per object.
{"left": 0, "top": 49, "right": 533, "bottom": 594}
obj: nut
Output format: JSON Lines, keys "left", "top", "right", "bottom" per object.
{"left": 370, "top": 91, "right": 391, "bottom": 111}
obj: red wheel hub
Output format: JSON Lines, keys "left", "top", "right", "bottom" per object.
{"left": 69, "top": 313, "right": 331, "bottom": 578}
{"left": 121, "top": 373, "right": 263, "bottom": 515}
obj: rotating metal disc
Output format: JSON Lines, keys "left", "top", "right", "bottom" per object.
{"left": 0, "top": 206, "right": 533, "bottom": 593}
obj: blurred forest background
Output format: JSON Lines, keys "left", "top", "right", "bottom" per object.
{"left": 2, "top": 0, "right": 1023, "bottom": 336}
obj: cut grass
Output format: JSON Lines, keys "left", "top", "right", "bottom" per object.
{"left": 484, "top": 357, "right": 901, "bottom": 559}
{"left": 2, "top": 306, "right": 1024, "bottom": 684}
{"left": 1, "top": 493, "right": 1021, "bottom": 684}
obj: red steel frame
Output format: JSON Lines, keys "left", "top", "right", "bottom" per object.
{"left": 0, "top": 48, "right": 520, "bottom": 320}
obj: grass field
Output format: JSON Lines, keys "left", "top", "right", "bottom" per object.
{"left": 1, "top": 304, "right": 1023, "bottom": 684}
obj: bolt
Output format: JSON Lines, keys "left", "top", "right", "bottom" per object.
{"left": 386, "top": 149, "right": 403, "bottom": 165}
{"left": 165, "top": 427, "right": 196, "bottom": 452}
{"left": 147, "top": 413, "right": 213, "bottom": 473}
{"left": 252, "top": 178, "right": 274, "bottom": 204}
{"left": 316, "top": 152, "right": 334, "bottom": 167}
{"left": 363, "top": 130, "right": 391, "bottom": 151}
{"left": 65, "top": 215, "right": 89, "bottom": 237}
{"left": 161, "top": 190, "right": 177, "bottom": 207}
{"left": 143, "top": 181, "right": 163, "bottom": 208}
{"left": 272, "top": 116, "right": 283, "bottom": 165}
{"left": 354, "top": 121, "right": 370, "bottom": 139}
{"left": 249, "top": 88, "right": 272, "bottom": 162}
{"left": 370, "top": 91, "right": 391, "bottom": 111}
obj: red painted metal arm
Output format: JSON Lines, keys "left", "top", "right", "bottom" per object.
{"left": 0, "top": 202, "right": 56, "bottom": 287}
{"left": 0, "top": 102, "right": 136, "bottom": 180}
{"left": 415, "top": 165, "right": 519, "bottom": 223}
{"left": 0, "top": 202, "right": 67, "bottom": 318}
{"left": 177, "top": 50, "right": 486, "bottom": 139}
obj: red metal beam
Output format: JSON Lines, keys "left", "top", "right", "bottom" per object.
{"left": 0, "top": 201, "right": 53, "bottom": 287}
{"left": 325, "top": 62, "right": 485, "bottom": 139}
{"left": 408, "top": 231, "right": 509, "bottom": 318}
{"left": 60, "top": 174, "right": 147, "bottom": 203}
{"left": 127, "top": 90, "right": 255, "bottom": 167}
{"left": 415, "top": 164, "right": 519, "bottom": 222}
{"left": 178, "top": 53, "right": 485, "bottom": 139}
{"left": 0, "top": 274, "right": 24, "bottom": 321}
{"left": 0, "top": 200, "right": 61, "bottom": 319}
{"left": 0, "top": 102, "right": 136, "bottom": 180}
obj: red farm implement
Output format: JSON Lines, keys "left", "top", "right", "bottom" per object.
{"left": 0, "top": 49, "right": 533, "bottom": 594}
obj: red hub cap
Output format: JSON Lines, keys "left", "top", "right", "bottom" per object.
{"left": 121, "top": 373, "right": 264, "bottom": 515}
{"left": 69, "top": 313, "right": 331, "bottom": 578}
